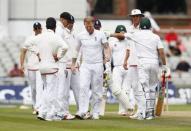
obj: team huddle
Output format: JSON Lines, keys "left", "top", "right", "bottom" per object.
{"left": 20, "top": 9, "right": 170, "bottom": 121}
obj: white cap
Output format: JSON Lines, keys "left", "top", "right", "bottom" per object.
{"left": 129, "top": 9, "right": 144, "bottom": 17}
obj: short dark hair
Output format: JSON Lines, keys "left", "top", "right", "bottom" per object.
{"left": 46, "top": 17, "right": 56, "bottom": 30}
{"left": 60, "top": 12, "right": 71, "bottom": 19}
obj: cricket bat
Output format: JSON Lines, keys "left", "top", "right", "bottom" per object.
{"left": 155, "top": 72, "right": 166, "bottom": 116}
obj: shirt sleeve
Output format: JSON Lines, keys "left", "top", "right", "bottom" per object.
{"left": 22, "top": 36, "right": 33, "bottom": 49}
{"left": 101, "top": 31, "right": 108, "bottom": 45}
{"left": 56, "top": 36, "right": 69, "bottom": 59}
{"left": 22, "top": 36, "right": 39, "bottom": 55}
{"left": 55, "top": 24, "right": 65, "bottom": 39}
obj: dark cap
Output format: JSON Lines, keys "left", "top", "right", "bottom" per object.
{"left": 69, "top": 15, "right": 75, "bottom": 23}
{"left": 60, "top": 12, "right": 75, "bottom": 23}
{"left": 115, "top": 25, "right": 127, "bottom": 33}
{"left": 94, "top": 19, "right": 101, "bottom": 29}
{"left": 46, "top": 17, "right": 56, "bottom": 29}
{"left": 33, "top": 22, "right": 41, "bottom": 30}
{"left": 140, "top": 17, "right": 151, "bottom": 30}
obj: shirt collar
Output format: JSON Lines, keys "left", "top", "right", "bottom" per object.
{"left": 47, "top": 29, "right": 55, "bottom": 33}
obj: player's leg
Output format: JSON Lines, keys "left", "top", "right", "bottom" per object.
{"left": 44, "top": 73, "right": 60, "bottom": 121}
{"left": 37, "top": 75, "right": 49, "bottom": 120}
{"left": 136, "top": 64, "right": 149, "bottom": 120}
{"left": 128, "top": 66, "right": 137, "bottom": 111}
{"left": 27, "top": 70, "right": 37, "bottom": 114}
{"left": 35, "top": 70, "right": 43, "bottom": 113}
{"left": 147, "top": 64, "right": 159, "bottom": 119}
{"left": 56, "top": 63, "right": 71, "bottom": 117}
{"left": 90, "top": 63, "right": 103, "bottom": 119}
{"left": 60, "top": 69, "right": 76, "bottom": 120}
{"left": 70, "top": 70, "right": 80, "bottom": 114}
{"left": 77, "top": 63, "right": 91, "bottom": 119}
{"left": 111, "top": 66, "right": 130, "bottom": 110}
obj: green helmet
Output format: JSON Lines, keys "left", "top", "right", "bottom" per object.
{"left": 115, "top": 25, "right": 127, "bottom": 33}
{"left": 140, "top": 17, "right": 151, "bottom": 30}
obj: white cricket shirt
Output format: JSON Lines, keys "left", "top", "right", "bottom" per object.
{"left": 126, "top": 25, "right": 139, "bottom": 65}
{"left": 124, "top": 30, "right": 164, "bottom": 65}
{"left": 56, "top": 26, "right": 78, "bottom": 65}
{"left": 22, "top": 35, "right": 40, "bottom": 70}
{"left": 76, "top": 29, "right": 107, "bottom": 64}
{"left": 109, "top": 38, "right": 130, "bottom": 66}
{"left": 33, "top": 29, "right": 68, "bottom": 74}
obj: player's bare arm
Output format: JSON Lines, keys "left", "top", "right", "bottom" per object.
{"left": 103, "top": 42, "right": 111, "bottom": 64}
{"left": 158, "top": 48, "right": 166, "bottom": 65}
{"left": 20, "top": 48, "right": 27, "bottom": 72}
{"left": 123, "top": 49, "right": 130, "bottom": 70}
{"left": 110, "top": 32, "right": 125, "bottom": 39}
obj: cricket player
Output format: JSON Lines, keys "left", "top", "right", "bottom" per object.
{"left": 33, "top": 17, "right": 68, "bottom": 121}
{"left": 55, "top": 12, "right": 78, "bottom": 120}
{"left": 73, "top": 16, "right": 111, "bottom": 120}
{"left": 94, "top": 18, "right": 111, "bottom": 116}
{"left": 109, "top": 25, "right": 132, "bottom": 116}
{"left": 20, "top": 22, "right": 43, "bottom": 115}
{"left": 124, "top": 9, "right": 145, "bottom": 114}
{"left": 111, "top": 17, "right": 169, "bottom": 120}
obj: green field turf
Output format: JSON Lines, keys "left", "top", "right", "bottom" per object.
{"left": 0, "top": 104, "right": 191, "bottom": 131}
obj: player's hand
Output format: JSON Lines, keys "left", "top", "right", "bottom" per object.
{"left": 104, "top": 57, "right": 110, "bottom": 64}
{"left": 123, "top": 62, "right": 128, "bottom": 70}
{"left": 37, "top": 53, "right": 41, "bottom": 62}
{"left": 53, "top": 54, "right": 59, "bottom": 62}
{"left": 21, "top": 65, "right": 25, "bottom": 72}
{"left": 71, "top": 64, "right": 76, "bottom": 73}
{"left": 161, "top": 65, "right": 170, "bottom": 77}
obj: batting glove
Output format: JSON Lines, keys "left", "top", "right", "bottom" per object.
{"left": 161, "top": 65, "right": 171, "bottom": 77}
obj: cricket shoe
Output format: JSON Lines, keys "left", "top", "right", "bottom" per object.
{"left": 145, "top": 116, "right": 155, "bottom": 120}
{"left": 118, "top": 111, "right": 128, "bottom": 116}
{"left": 129, "top": 112, "right": 145, "bottom": 120}
{"left": 37, "top": 113, "right": 46, "bottom": 121}
{"left": 62, "top": 113, "right": 75, "bottom": 120}
{"left": 75, "top": 112, "right": 91, "bottom": 120}
{"left": 127, "top": 108, "right": 135, "bottom": 116}
{"left": 91, "top": 114, "right": 100, "bottom": 120}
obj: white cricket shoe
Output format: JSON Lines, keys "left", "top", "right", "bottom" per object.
{"left": 37, "top": 113, "right": 46, "bottom": 121}
{"left": 92, "top": 114, "right": 100, "bottom": 120}
{"left": 76, "top": 112, "right": 91, "bottom": 120}
{"left": 63, "top": 113, "right": 75, "bottom": 120}
{"left": 118, "top": 111, "right": 128, "bottom": 116}
{"left": 146, "top": 116, "right": 155, "bottom": 120}
{"left": 129, "top": 112, "right": 145, "bottom": 120}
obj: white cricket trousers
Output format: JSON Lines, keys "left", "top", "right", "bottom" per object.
{"left": 57, "top": 62, "right": 68, "bottom": 115}
{"left": 27, "top": 70, "right": 43, "bottom": 110}
{"left": 79, "top": 63, "right": 103, "bottom": 116}
{"left": 138, "top": 63, "right": 159, "bottom": 117}
{"left": 65, "top": 68, "right": 80, "bottom": 113}
{"left": 39, "top": 73, "right": 59, "bottom": 117}
{"left": 127, "top": 66, "right": 146, "bottom": 114}
{"left": 112, "top": 66, "right": 129, "bottom": 113}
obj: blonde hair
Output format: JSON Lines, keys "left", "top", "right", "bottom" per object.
{"left": 84, "top": 16, "right": 94, "bottom": 25}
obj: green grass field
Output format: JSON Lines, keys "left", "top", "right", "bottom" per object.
{"left": 0, "top": 104, "right": 191, "bottom": 131}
